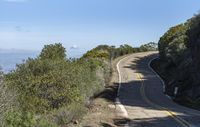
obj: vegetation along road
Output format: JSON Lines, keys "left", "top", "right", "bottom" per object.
{"left": 116, "top": 52, "right": 200, "bottom": 127}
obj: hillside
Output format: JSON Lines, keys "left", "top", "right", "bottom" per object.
{"left": 152, "top": 13, "right": 200, "bottom": 109}
{"left": 0, "top": 43, "right": 157, "bottom": 126}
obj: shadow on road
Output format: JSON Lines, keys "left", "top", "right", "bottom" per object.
{"left": 110, "top": 53, "right": 199, "bottom": 127}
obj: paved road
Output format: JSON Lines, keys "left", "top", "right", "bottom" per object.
{"left": 116, "top": 52, "right": 200, "bottom": 127}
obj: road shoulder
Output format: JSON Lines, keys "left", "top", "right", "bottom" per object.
{"left": 74, "top": 55, "right": 131, "bottom": 127}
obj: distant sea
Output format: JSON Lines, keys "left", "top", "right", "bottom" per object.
{"left": 0, "top": 49, "right": 84, "bottom": 73}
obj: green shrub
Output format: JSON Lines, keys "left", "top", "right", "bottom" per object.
{"left": 37, "top": 118, "right": 58, "bottom": 127}
{"left": 158, "top": 23, "right": 189, "bottom": 64}
{"left": 4, "top": 111, "right": 37, "bottom": 127}
{"left": 5, "top": 59, "right": 82, "bottom": 113}
{"left": 140, "top": 42, "right": 158, "bottom": 52}
{"left": 4, "top": 43, "right": 106, "bottom": 127}
{"left": 3, "top": 42, "right": 157, "bottom": 126}
{"left": 51, "top": 102, "right": 87, "bottom": 125}
{"left": 4, "top": 110, "right": 58, "bottom": 127}
{"left": 0, "top": 70, "right": 17, "bottom": 126}
{"left": 39, "top": 43, "right": 66, "bottom": 60}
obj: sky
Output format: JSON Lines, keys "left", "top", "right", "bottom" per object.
{"left": 0, "top": 0, "right": 200, "bottom": 54}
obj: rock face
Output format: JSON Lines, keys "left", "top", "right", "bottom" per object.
{"left": 158, "top": 13, "right": 200, "bottom": 102}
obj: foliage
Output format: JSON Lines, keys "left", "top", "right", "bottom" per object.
{"left": 83, "top": 43, "right": 155, "bottom": 61}
{"left": 118, "top": 44, "right": 134, "bottom": 55}
{"left": 4, "top": 110, "right": 58, "bottom": 127}
{"left": 6, "top": 59, "right": 84, "bottom": 113}
{"left": 4, "top": 111, "right": 37, "bottom": 127}
{"left": 39, "top": 43, "right": 66, "bottom": 60}
{"left": 3, "top": 42, "right": 158, "bottom": 126}
{"left": 4, "top": 43, "right": 106, "bottom": 126}
{"left": 0, "top": 69, "right": 17, "bottom": 126}
{"left": 140, "top": 42, "right": 158, "bottom": 52}
{"left": 157, "top": 13, "right": 200, "bottom": 107}
{"left": 186, "top": 13, "right": 200, "bottom": 99}
{"left": 93, "top": 45, "right": 113, "bottom": 51}
{"left": 83, "top": 50, "right": 110, "bottom": 60}
{"left": 158, "top": 23, "right": 189, "bottom": 65}
{"left": 51, "top": 102, "right": 86, "bottom": 125}
{"left": 37, "top": 118, "right": 58, "bottom": 127}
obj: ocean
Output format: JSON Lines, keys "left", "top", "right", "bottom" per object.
{"left": 0, "top": 51, "right": 38, "bottom": 73}
{"left": 0, "top": 49, "right": 84, "bottom": 73}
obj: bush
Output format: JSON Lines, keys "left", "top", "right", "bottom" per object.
{"left": 157, "top": 13, "right": 200, "bottom": 107}
{"left": 4, "top": 43, "right": 106, "bottom": 126}
{"left": 83, "top": 44, "right": 135, "bottom": 60}
{"left": 5, "top": 59, "right": 83, "bottom": 113}
{"left": 158, "top": 23, "right": 189, "bottom": 65}
{"left": 0, "top": 69, "right": 17, "bottom": 126}
{"left": 4, "top": 111, "right": 37, "bottom": 127}
{"left": 4, "top": 110, "right": 58, "bottom": 127}
{"left": 51, "top": 102, "right": 86, "bottom": 125}
{"left": 140, "top": 42, "right": 158, "bottom": 52}
{"left": 37, "top": 118, "right": 58, "bottom": 127}
{"left": 39, "top": 43, "right": 66, "bottom": 60}
{"left": 3, "top": 42, "right": 158, "bottom": 126}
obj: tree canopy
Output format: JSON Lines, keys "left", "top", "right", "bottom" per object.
{"left": 39, "top": 43, "right": 66, "bottom": 60}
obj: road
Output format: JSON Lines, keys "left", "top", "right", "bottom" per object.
{"left": 116, "top": 52, "right": 200, "bottom": 127}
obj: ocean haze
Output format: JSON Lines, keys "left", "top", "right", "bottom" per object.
{"left": 0, "top": 48, "right": 84, "bottom": 73}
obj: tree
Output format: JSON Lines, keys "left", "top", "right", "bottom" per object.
{"left": 39, "top": 43, "right": 66, "bottom": 60}
{"left": 119, "top": 44, "right": 134, "bottom": 55}
{"left": 186, "top": 13, "right": 200, "bottom": 98}
{"left": 158, "top": 23, "right": 189, "bottom": 64}
{"left": 140, "top": 42, "right": 158, "bottom": 51}
{"left": 93, "top": 45, "right": 111, "bottom": 51}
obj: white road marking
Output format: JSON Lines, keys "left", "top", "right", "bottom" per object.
{"left": 137, "top": 73, "right": 189, "bottom": 127}
{"left": 148, "top": 57, "right": 194, "bottom": 126}
{"left": 148, "top": 57, "right": 200, "bottom": 117}
{"left": 116, "top": 56, "right": 129, "bottom": 118}
{"left": 148, "top": 57, "right": 167, "bottom": 94}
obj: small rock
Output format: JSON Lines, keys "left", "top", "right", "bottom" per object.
{"left": 108, "top": 104, "right": 115, "bottom": 109}
{"left": 73, "top": 120, "right": 79, "bottom": 124}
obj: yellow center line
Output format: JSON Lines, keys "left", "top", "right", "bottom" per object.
{"left": 136, "top": 73, "right": 190, "bottom": 127}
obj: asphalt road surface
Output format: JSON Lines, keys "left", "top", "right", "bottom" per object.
{"left": 116, "top": 52, "right": 200, "bottom": 127}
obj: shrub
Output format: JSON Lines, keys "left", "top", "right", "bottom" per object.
{"left": 158, "top": 23, "right": 189, "bottom": 64}
{"left": 39, "top": 43, "right": 66, "bottom": 60}
{"left": 3, "top": 42, "right": 157, "bottom": 126}
{"left": 0, "top": 69, "right": 17, "bottom": 126}
{"left": 37, "top": 118, "right": 58, "bottom": 127}
{"left": 5, "top": 59, "right": 82, "bottom": 113}
{"left": 4, "top": 111, "right": 37, "bottom": 127}
{"left": 140, "top": 42, "right": 158, "bottom": 52}
{"left": 4, "top": 43, "right": 105, "bottom": 126}
{"left": 51, "top": 102, "right": 87, "bottom": 125}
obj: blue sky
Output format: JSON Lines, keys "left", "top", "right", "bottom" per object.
{"left": 0, "top": 0, "right": 199, "bottom": 53}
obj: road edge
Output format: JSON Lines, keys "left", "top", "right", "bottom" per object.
{"left": 148, "top": 57, "right": 191, "bottom": 127}
{"left": 115, "top": 56, "right": 129, "bottom": 118}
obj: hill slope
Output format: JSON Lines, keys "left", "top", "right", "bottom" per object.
{"left": 154, "top": 13, "right": 200, "bottom": 109}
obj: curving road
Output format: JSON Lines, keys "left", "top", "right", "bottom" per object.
{"left": 116, "top": 52, "right": 200, "bottom": 127}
